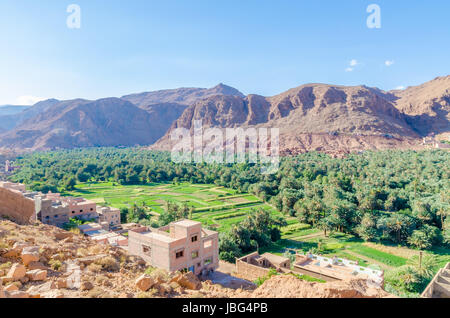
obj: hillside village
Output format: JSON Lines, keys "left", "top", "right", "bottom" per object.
{"left": 0, "top": 180, "right": 401, "bottom": 298}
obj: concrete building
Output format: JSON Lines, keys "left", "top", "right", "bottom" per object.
{"left": 236, "top": 251, "right": 384, "bottom": 287}
{"left": 35, "top": 195, "right": 98, "bottom": 227}
{"left": 236, "top": 252, "right": 291, "bottom": 281}
{"left": 0, "top": 182, "right": 39, "bottom": 224}
{"left": 97, "top": 206, "right": 121, "bottom": 229}
{"left": 4, "top": 160, "right": 18, "bottom": 173}
{"left": 0, "top": 181, "right": 107, "bottom": 227}
{"left": 128, "top": 219, "right": 219, "bottom": 275}
{"left": 35, "top": 196, "right": 71, "bottom": 227}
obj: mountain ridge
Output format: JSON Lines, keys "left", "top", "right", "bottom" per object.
{"left": 0, "top": 77, "right": 448, "bottom": 153}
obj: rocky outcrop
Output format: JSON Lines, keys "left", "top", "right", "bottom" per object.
{"left": 151, "top": 83, "right": 428, "bottom": 154}
{"left": 135, "top": 274, "right": 155, "bottom": 292}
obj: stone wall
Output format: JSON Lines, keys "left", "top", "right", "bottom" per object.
{"left": 235, "top": 257, "right": 271, "bottom": 282}
{"left": 0, "top": 187, "right": 35, "bottom": 224}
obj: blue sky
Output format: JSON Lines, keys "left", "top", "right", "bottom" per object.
{"left": 0, "top": 0, "right": 449, "bottom": 105}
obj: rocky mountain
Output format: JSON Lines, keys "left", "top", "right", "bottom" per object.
{"left": 0, "top": 77, "right": 448, "bottom": 153}
{"left": 0, "top": 98, "right": 173, "bottom": 150}
{"left": 0, "top": 105, "right": 30, "bottom": 116}
{"left": 0, "top": 85, "right": 244, "bottom": 151}
{"left": 390, "top": 76, "right": 450, "bottom": 137}
{"left": 0, "top": 99, "right": 60, "bottom": 131}
{"left": 151, "top": 81, "right": 442, "bottom": 154}
{"left": 121, "top": 83, "right": 244, "bottom": 108}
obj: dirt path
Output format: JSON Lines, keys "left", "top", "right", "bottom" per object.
{"left": 344, "top": 250, "right": 394, "bottom": 270}
{"left": 295, "top": 232, "right": 324, "bottom": 240}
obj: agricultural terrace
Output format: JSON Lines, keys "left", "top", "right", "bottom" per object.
{"left": 64, "top": 182, "right": 281, "bottom": 231}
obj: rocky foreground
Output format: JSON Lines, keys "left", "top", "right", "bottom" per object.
{"left": 0, "top": 220, "right": 392, "bottom": 298}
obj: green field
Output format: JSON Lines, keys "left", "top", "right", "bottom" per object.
{"left": 66, "top": 181, "right": 450, "bottom": 296}
{"left": 65, "top": 182, "right": 281, "bottom": 231}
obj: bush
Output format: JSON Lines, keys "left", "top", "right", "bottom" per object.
{"left": 384, "top": 265, "right": 428, "bottom": 294}
{"left": 94, "top": 256, "right": 120, "bottom": 272}
{"left": 49, "top": 259, "right": 62, "bottom": 271}
{"left": 254, "top": 268, "right": 278, "bottom": 286}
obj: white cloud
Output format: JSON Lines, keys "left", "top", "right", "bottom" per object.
{"left": 16, "top": 96, "right": 46, "bottom": 106}
{"left": 349, "top": 59, "right": 359, "bottom": 67}
{"left": 345, "top": 59, "right": 360, "bottom": 72}
{"left": 385, "top": 60, "right": 395, "bottom": 67}
{"left": 394, "top": 86, "right": 405, "bottom": 90}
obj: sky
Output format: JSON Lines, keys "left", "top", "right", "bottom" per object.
{"left": 0, "top": 0, "right": 449, "bottom": 105}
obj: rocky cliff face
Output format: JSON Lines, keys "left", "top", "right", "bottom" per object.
{"left": 391, "top": 76, "right": 450, "bottom": 137}
{"left": 151, "top": 81, "right": 438, "bottom": 154}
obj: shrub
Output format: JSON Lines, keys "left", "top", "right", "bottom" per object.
{"left": 87, "top": 287, "right": 104, "bottom": 298}
{"left": 87, "top": 263, "right": 103, "bottom": 273}
{"left": 49, "top": 259, "right": 62, "bottom": 271}
{"left": 0, "top": 261, "right": 11, "bottom": 271}
{"left": 94, "top": 256, "right": 120, "bottom": 272}
{"left": 254, "top": 268, "right": 278, "bottom": 286}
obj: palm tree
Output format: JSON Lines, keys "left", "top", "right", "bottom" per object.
{"left": 407, "top": 254, "right": 436, "bottom": 279}
{"left": 407, "top": 230, "right": 431, "bottom": 269}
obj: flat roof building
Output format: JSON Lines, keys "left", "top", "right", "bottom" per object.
{"left": 128, "top": 219, "right": 219, "bottom": 276}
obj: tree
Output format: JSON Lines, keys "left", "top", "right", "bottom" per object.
{"left": 377, "top": 214, "right": 415, "bottom": 244}
{"left": 408, "top": 230, "right": 432, "bottom": 250}
{"left": 63, "top": 177, "right": 77, "bottom": 191}
{"left": 355, "top": 213, "right": 378, "bottom": 241}
{"left": 407, "top": 254, "right": 437, "bottom": 279}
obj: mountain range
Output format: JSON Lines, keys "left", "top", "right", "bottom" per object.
{"left": 0, "top": 77, "right": 448, "bottom": 154}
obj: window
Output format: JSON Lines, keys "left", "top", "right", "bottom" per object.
{"left": 142, "top": 245, "right": 151, "bottom": 256}
{"left": 54, "top": 215, "right": 58, "bottom": 218}
{"left": 80, "top": 209, "right": 83, "bottom": 213}
{"left": 72, "top": 211, "right": 75, "bottom": 214}
{"left": 204, "top": 240, "right": 212, "bottom": 248}
{"left": 90, "top": 208, "right": 93, "bottom": 211}
{"left": 191, "top": 251, "right": 199, "bottom": 259}
{"left": 45, "top": 216, "right": 50, "bottom": 219}
{"left": 204, "top": 258, "right": 212, "bottom": 265}
{"left": 176, "top": 250, "right": 184, "bottom": 259}
{"left": 191, "top": 235, "right": 198, "bottom": 243}
{"left": 197, "top": 262, "right": 201, "bottom": 268}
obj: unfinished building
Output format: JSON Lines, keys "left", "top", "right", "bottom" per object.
{"left": 236, "top": 252, "right": 291, "bottom": 281}
{"left": 0, "top": 182, "right": 121, "bottom": 229}
{"left": 128, "top": 219, "right": 219, "bottom": 276}
{"left": 236, "top": 251, "right": 384, "bottom": 287}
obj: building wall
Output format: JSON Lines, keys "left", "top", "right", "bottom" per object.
{"left": 67, "top": 201, "right": 97, "bottom": 220}
{"left": 98, "top": 207, "right": 121, "bottom": 226}
{"left": 0, "top": 187, "right": 36, "bottom": 224}
{"left": 128, "top": 231, "right": 172, "bottom": 270}
{"left": 36, "top": 197, "right": 71, "bottom": 227}
{"left": 236, "top": 256, "right": 272, "bottom": 282}
{"left": 128, "top": 224, "right": 219, "bottom": 275}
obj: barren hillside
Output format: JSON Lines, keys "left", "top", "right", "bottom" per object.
{"left": 0, "top": 219, "right": 392, "bottom": 299}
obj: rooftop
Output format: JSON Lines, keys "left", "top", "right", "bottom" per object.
{"left": 172, "top": 219, "right": 201, "bottom": 227}
{"left": 260, "top": 253, "right": 290, "bottom": 265}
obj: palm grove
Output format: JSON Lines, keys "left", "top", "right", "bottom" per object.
{"left": 9, "top": 148, "right": 450, "bottom": 262}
